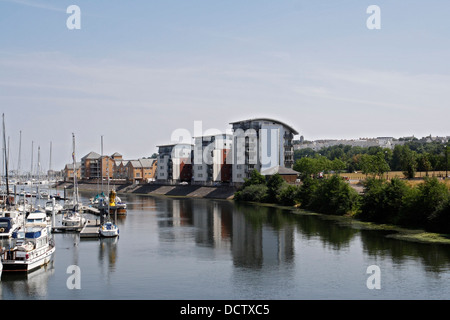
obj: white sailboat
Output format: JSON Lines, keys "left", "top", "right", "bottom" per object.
{"left": 0, "top": 114, "right": 24, "bottom": 238}
{"left": 61, "top": 133, "right": 86, "bottom": 231}
{"left": 44, "top": 200, "right": 63, "bottom": 215}
{"left": 98, "top": 136, "right": 119, "bottom": 238}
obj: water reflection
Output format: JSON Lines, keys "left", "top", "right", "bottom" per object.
{"left": 0, "top": 261, "right": 55, "bottom": 299}
{"left": 124, "top": 194, "right": 450, "bottom": 277}
{"left": 1, "top": 192, "right": 450, "bottom": 299}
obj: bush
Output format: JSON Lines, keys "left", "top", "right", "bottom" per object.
{"left": 357, "top": 178, "right": 410, "bottom": 224}
{"left": 277, "top": 184, "right": 300, "bottom": 206}
{"left": 300, "top": 175, "right": 360, "bottom": 216}
{"left": 399, "top": 177, "right": 449, "bottom": 229}
{"left": 234, "top": 184, "right": 268, "bottom": 202}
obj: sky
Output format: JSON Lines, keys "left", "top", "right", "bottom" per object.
{"left": 1, "top": 0, "right": 450, "bottom": 172}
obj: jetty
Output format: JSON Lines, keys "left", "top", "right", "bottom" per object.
{"left": 80, "top": 219, "right": 100, "bottom": 238}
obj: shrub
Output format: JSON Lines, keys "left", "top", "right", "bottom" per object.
{"left": 234, "top": 184, "right": 268, "bottom": 202}
{"left": 277, "top": 184, "right": 300, "bottom": 206}
{"left": 399, "top": 177, "right": 450, "bottom": 229}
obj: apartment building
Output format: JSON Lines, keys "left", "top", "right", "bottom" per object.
{"left": 230, "top": 118, "right": 298, "bottom": 183}
{"left": 193, "top": 134, "right": 232, "bottom": 184}
{"left": 127, "top": 158, "right": 158, "bottom": 184}
{"left": 156, "top": 144, "right": 193, "bottom": 183}
{"left": 80, "top": 151, "right": 120, "bottom": 180}
{"left": 63, "top": 162, "right": 81, "bottom": 181}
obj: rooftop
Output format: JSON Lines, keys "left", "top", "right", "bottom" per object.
{"left": 229, "top": 118, "right": 299, "bottom": 135}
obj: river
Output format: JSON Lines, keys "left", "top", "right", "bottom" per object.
{"left": 1, "top": 191, "right": 450, "bottom": 300}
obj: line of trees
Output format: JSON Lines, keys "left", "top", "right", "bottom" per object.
{"left": 234, "top": 170, "right": 450, "bottom": 234}
{"left": 294, "top": 141, "right": 449, "bottom": 179}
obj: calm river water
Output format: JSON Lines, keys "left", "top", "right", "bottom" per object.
{"left": 1, "top": 191, "right": 450, "bottom": 300}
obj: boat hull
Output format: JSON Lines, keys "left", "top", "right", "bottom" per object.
{"left": 2, "top": 246, "right": 55, "bottom": 273}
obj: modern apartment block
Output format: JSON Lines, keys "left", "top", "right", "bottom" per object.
{"left": 156, "top": 143, "right": 194, "bottom": 183}
{"left": 230, "top": 118, "right": 298, "bottom": 183}
{"left": 193, "top": 134, "right": 232, "bottom": 184}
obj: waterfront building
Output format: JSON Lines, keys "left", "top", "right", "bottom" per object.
{"left": 80, "top": 151, "right": 121, "bottom": 180}
{"left": 80, "top": 151, "right": 101, "bottom": 179}
{"left": 63, "top": 162, "right": 81, "bottom": 181}
{"left": 156, "top": 144, "right": 193, "bottom": 183}
{"left": 113, "top": 159, "right": 129, "bottom": 180}
{"left": 229, "top": 118, "right": 298, "bottom": 183}
{"left": 193, "top": 134, "right": 232, "bottom": 184}
{"left": 126, "top": 158, "right": 158, "bottom": 184}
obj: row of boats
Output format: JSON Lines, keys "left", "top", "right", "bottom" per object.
{"left": 0, "top": 133, "right": 126, "bottom": 277}
{"left": 0, "top": 188, "right": 126, "bottom": 276}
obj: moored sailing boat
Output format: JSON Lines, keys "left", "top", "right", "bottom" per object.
{"left": 61, "top": 133, "right": 86, "bottom": 231}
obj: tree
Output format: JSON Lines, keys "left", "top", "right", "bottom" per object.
{"left": 266, "top": 173, "right": 285, "bottom": 203}
{"left": 243, "top": 169, "right": 265, "bottom": 188}
{"left": 417, "top": 153, "right": 432, "bottom": 177}
{"left": 360, "top": 152, "right": 390, "bottom": 179}
{"left": 400, "top": 146, "right": 417, "bottom": 179}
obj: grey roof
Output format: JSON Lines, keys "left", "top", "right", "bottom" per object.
{"left": 261, "top": 165, "right": 299, "bottom": 176}
{"left": 65, "top": 162, "right": 81, "bottom": 170}
{"left": 229, "top": 118, "right": 299, "bottom": 135}
{"left": 111, "top": 152, "right": 122, "bottom": 157}
{"left": 127, "top": 158, "right": 156, "bottom": 168}
{"left": 82, "top": 151, "right": 101, "bottom": 160}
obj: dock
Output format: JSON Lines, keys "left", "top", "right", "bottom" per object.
{"left": 80, "top": 219, "right": 100, "bottom": 238}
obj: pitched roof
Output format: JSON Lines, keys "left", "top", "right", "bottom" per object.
{"left": 82, "top": 151, "right": 101, "bottom": 160}
{"left": 65, "top": 162, "right": 81, "bottom": 170}
{"left": 127, "top": 158, "right": 156, "bottom": 168}
{"left": 261, "top": 165, "right": 299, "bottom": 176}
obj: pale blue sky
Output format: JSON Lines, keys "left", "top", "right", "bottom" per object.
{"left": 1, "top": 0, "right": 449, "bottom": 171}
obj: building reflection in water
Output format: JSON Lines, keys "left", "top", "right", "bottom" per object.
{"left": 154, "top": 197, "right": 295, "bottom": 270}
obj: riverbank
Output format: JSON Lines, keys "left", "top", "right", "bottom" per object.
{"left": 55, "top": 181, "right": 237, "bottom": 200}
{"left": 55, "top": 180, "right": 450, "bottom": 245}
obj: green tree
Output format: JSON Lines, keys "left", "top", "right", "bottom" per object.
{"left": 399, "top": 177, "right": 449, "bottom": 228}
{"left": 399, "top": 146, "right": 417, "bottom": 179}
{"left": 417, "top": 153, "right": 432, "bottom": 177}
{"left": 234, "top": 184, "right": 268, "bottom": 202}
{"left": 266, "top": 173, "right": 285, "bottom": 203}
{"left": 243, "top": 169, "right": 265, "bottom": 187}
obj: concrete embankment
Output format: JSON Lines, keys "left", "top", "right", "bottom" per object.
{"left": 55, "top": 182, "right": 237, "bottom": 200}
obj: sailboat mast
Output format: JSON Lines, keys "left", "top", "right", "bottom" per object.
{"left": 49, "top": 141, "right": 52, "bottom": 182}
{"left": 30, "top": 141, "right": 34, "bottom": 182}
{"left": 101, "top": 135, "right": 104, "bottom": 193}
{"left": 17, "top": 130, "right": 22, "bottom": 183}
{"left": 72, "top": 133, "right": 79, "bottom": 205}
{"left": 2, "top": 114, "right": 10, "bottom": 206}
{"left": 36, "top": 145, "right": 41, "bottom": 206}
